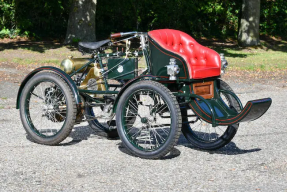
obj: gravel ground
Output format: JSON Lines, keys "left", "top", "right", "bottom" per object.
{"left": 0, "top": 79, "right": 286, "bottom": 192}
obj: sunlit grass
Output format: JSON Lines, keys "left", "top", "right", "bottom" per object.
{"left": 11, "top": 58, "right": 61, "bottom": 66}
{"left": 0, "top": 58, "right": 8, "bottom": 62}
{"left": 1, "top": 40, "right": 286, "bottom": 71}
{"left": 214, "top": 48, "right": 287, "bottom": 71}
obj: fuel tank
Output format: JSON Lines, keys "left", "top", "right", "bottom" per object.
{"left": 60, "top": 57, "right": 92, "bottom": 74}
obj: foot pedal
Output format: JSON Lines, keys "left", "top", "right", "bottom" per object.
{"left": 107, "top": 129, "right": 119, "bottom": 139}
{"left": 108, "top": 120, "right": 116, "bottom": 127}
{"left": 107, "top": 120, "right": 119, "bottom": 139}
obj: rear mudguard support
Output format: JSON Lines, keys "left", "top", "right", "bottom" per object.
{"left": 16, "top": 66, "right": 81, "bottom": 109}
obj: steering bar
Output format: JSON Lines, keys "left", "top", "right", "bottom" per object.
{"left": 110, "top": 31, "right": 138, "bottom": 39}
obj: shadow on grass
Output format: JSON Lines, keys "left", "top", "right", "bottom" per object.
{"left": 0, "top": 40, "right": 78, "bottom": 53}
{"left": 260, "top": 35, "right": 287, "bottom": 52}
{"left": 1, "top": 35, "right": 287, "bottom": 58}
{"left": 197, "top": 35, "right": 287, "bottom": 57}
{"left": 196, "top": 38, "right": 248, "bottom": 58}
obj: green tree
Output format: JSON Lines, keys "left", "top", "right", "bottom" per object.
{"left": 1, "top": 0, "right": 287, "bottom": 41}
{"left": 0, "top": 0, "right": 15, "bottom": 29}
{"left": 13, "top": 0, "right": 70, "bottom": 38}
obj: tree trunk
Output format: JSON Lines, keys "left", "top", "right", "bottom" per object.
{"left": 64, "top": 0, "right": 97, "bottom": 44}
{"left": 238, "top": 0, "right": 260, "bottom": 46}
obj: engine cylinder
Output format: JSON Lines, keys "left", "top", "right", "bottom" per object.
{"left": 60, "top": 57, "right": 91, "bottom": 74}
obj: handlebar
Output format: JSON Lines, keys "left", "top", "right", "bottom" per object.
{"left": 110, "top": 33, "right": 122, "bottom": 38}
{"left": 110, "top": 31, "right": 138, "bottom": 39}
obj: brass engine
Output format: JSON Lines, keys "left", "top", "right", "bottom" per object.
{"left": 60, "top": 56, "right": 107, "bottom": 123}
{"left": 60, "top": 56, "right": 106, "bottom": 98}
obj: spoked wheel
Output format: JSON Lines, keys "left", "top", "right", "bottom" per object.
{"left": 19, "top": 72, "right": 77, "bottom": 145}
{"left": 116, "top": 81, "right": 182, "bottom": 159}
{"left": 182, "top": 79, "right": 240, "bottom": 150}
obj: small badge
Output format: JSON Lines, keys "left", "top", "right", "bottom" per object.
{"left": 117, "top": 65, "right": 123, "bottom": 73}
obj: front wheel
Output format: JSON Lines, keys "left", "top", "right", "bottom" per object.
{"left": 116, "top": 81, "right": 182, "bottom": 159}
{"left": 19, "top": 72, "right": 77, "bottom": 145}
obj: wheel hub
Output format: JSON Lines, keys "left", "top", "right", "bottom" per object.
{"left": 141, "top": 117, "right": 148, "bottom": 124}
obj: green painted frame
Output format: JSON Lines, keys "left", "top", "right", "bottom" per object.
{"left": 16, "top": 37, "right": 271, "bottom": 128}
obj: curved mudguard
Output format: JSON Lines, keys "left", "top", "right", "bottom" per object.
{"left": 16, "top": 66, "right": 81, "bottom": 109}
{"left": 189, "top": 98, "right": 272, "bottom": 126}
{"left": 112, "top": 75, "right": 156, "bottom": 113}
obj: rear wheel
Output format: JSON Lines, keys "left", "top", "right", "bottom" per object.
{"left": 84, "top": 81, "right": 122, "bottom": 138}
{"left": 19, "top": 72, "right": 77, "bottom": 145}
{"left": 182, "top": 79, "right": 240, "bottom": 150}
{"left": 84, "top": 101, "right": 119, "bottom": 139}
{"left": 116, "top": 81, "right": 182, "bottom": 159}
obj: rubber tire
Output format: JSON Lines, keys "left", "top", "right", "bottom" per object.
{"left": 182, "top": 79, "right": 240, "bottom": 150}
{"left": 19, "top": 72, "right": 77, "bottom": 145}
{"left": 116, "top": 81, "right": 182, "bottom": 159}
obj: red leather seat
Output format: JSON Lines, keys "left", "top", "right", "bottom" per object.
{"left": 148, "top": 29, "right": 221, "bottom": 79}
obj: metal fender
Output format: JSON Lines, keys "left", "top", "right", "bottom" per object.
{"left": 16, "top": 66, "right": 81, "bottom": 109}
{"left": 112, "top": 75, "right": 156, "bottom": 113}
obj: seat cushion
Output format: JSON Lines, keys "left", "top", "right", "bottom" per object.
{"left": 148, "top": 29, "right": 221, "bottom": 79}
{"left": 79, "top": 39, "right": 110, "bottom": 50}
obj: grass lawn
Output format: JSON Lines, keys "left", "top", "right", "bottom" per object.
{"left": 0, "top": 37, "right": 286, "bottom": 73}
{"left": 217, "top": 48, "right": 287, "bottom": 71}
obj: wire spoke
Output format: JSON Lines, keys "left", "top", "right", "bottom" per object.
{"left": 185, "top": 107, "right": 229, "bottom": 142}
{"left": 27, "top": 81, "right": 67, "bottom": 137}
{"left": 122, "top": 88, "right": 172, "bottom": 151}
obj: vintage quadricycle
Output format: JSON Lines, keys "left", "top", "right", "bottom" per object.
{"left": 16, "top": 29, "right": 272, "bottom": 159}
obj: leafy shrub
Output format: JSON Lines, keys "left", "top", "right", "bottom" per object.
{"left": 0, "top": 27, "right": 22, "bottom": 39}
{"left": 0, "top": 0, "right": 287, "bottom": 39}
{"left": 0, "top": 28, "right": 10, "bottom": 38}
{"left": 0, "top": 0, "right": 16, "bottom": 29}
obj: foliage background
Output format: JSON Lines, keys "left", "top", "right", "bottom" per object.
{"left": 0, "top": 0, "right": 286, "bottom": 40}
